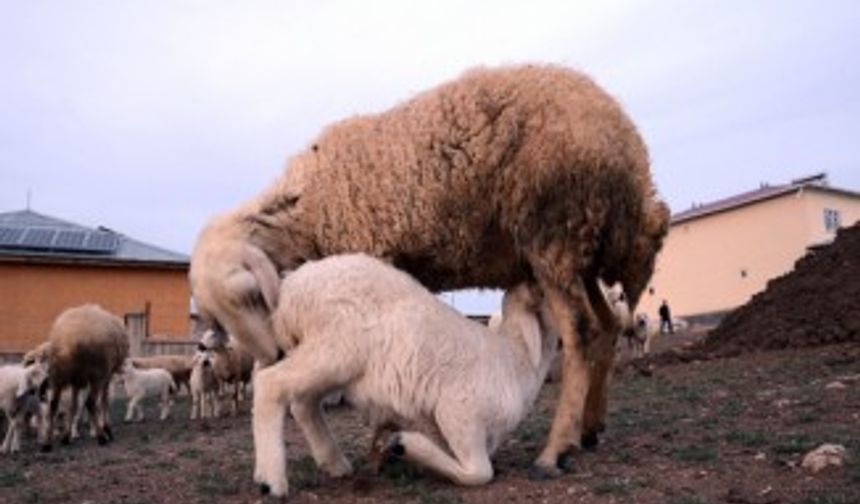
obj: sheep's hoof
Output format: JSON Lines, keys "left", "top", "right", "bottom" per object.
{"left": 60, "top": 435, "right": 71, "bottom": 446}
{"left": 528, "top": 463, "right": 562, "bottom": 480}
{"left": 40, "top": 444, "right": 53, "bottom": 453}
{"left": 556, "top": 449, "right": 576, "bottom": 472}
{"left": 103, "top": 425, "right": 114, "bottom": 441}
{"left": 580, "top": 431, "right": 599, "bottom": 451}
{"left": 97, "top": 433, "right": 110, "bottom": 446}
{"left": 259, "top": 483, "right": 271, "bottom": 495}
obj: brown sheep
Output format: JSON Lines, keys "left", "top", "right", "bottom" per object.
{"left": 190, "top": 63, "right": 669, "bottom": 477}
{"left": 39, "top": 304, "right": 129, "bottom": 450}
{"left": 131, "top": 355, "right": 194, "bottom": 395}
{"left": 199, "top": 330, "right": 255, "bottom": 415}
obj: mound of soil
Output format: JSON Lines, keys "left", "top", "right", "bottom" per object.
{"left": 698, "top": 222, "right": 860, "bottom": 358}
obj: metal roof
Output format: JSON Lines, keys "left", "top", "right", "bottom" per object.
{"left": 671, "top": 175, "right": 860, "bottom": 225}
{"left": 0, "top": 209, "right": 188, "bottom": 267}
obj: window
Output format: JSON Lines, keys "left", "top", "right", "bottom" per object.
{"left": 823, "top": 208, "right": 841, "bottom": 232}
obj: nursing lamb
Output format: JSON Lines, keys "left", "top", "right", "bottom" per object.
{"left": 253, "top": 254, "right": 559, "bottom": 496}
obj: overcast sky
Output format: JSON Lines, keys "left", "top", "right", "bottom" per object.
{"left": 2, "top": 1, "right": 858, "bottom": 312}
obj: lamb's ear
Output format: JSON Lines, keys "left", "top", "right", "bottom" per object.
{"left": 518, "top": 314, "right": 544, "bottom": 370}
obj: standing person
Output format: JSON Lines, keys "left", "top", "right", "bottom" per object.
{"left": 659, "top": 300, "right": 674, "bottom": 334}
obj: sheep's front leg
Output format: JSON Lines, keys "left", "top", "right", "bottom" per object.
{"left": 532, "top": 282, "right": 593, "bottom": 478}
{"left": 252, "top": 362, "right": 291, "bottom": 498}
{"left": 290, "top": 398, "right": 352, "bottom": 477}
{"left": 581, "top": 276, "right": 623, "bottom": 449}
{"left": 40, "top": 387, "right": 61, "bottom": 452}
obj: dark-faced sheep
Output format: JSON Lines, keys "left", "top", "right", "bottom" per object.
{"left": 190, "top": 64, "right": 669, "bottom": 475}
{"left": 39, "top": 304, "right": 129, "bottom": 450}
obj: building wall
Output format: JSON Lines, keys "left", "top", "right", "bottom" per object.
{"left": 0, "top": 262, "right": 190, "bottom": 353}
{"left": 638, "top": 189, "right": 860, "bottom": 320}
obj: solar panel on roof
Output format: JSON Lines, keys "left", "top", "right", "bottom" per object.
{"left": 0, "top": 227, "right": 25, "bottom": 246}
{"left": 85, "top": 232, "right": 119, "bottom": 253}
{"left": 22, "top": 229, "right": 56, "bottom": 248}
{"left": 54, "top": 230, "right": 87, "bottom": 249}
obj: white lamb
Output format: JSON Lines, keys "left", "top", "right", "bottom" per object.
{"left": 1, "top": 362, "right": 48, "bottom": 453}
{"left": 253, "top": 254, "right": 560, "bottom": 496}
{"left": 189, "top": 350, "right": 220, "bottom": 420}
{"left": 119, "top": 360, "right": 176, "bottom": 422}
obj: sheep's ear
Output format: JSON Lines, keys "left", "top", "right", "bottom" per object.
{"left": 518, "top": 314, "right": 543, "bottom": 370}
{"left": 241, "top": 244, "right": 280, "bottom": 313}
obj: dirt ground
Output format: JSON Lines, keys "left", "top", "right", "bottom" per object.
{"left": 1, "top": 332, "right": 857, "bottom": 504}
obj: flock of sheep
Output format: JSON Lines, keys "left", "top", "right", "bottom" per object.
{"left": 0, "top": 305, "right": 255, "bottom": 455}
{"left": 2, "top": 63, "right": 668, "bottom": 499}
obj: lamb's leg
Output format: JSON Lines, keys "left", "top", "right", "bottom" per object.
{"left": 125, "top": 395, "right": 138, "bottom": 423}
{"left": 253, "top": 352, "right": 356, "bottom": 497}
{"left": 190, "top": 392, "right": 199, "bottom": 420}
{"left": 290, "top": 398, "right": 352, "bottom": 477}
{"left": 252, "top": 362, "right": 291, "bottom": 498}
{"left": 532, "top": 281, "right": 595, "bottom": 478}
{"left": 160, "top": 389, "right": 172, "bottom": 420}
{"left": 384, "top": 423, "right": 493, "bottom": 486}
{"left": 68, "top": 388, "right": 81, "bottom": 440}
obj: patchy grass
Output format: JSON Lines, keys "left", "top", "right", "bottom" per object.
{"left": 726, "top": 429, "right": 767, "bottom": 447}
{"left": 671, "top": 444, "right": 718, "bottom": 463}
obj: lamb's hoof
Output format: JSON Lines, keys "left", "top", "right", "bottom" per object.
{"left": 60, "top": 435, "right": 71, "bottom": 446}
{"left": 580, "top": 431, "right": 599, "bottom": 451}
{"left": 259, "top": 483, "right": 271, "bottom": 495}
{"left": 103, "top": 425, "right": 114, "bottom": 441}
{"left": 386, "top": 434, "right": 405, "bottom": 457}
{"left": 97, "top": 433, "right": 110, "bottom": 446}
{"left": 40, "top": 444, "right": 53, "bottom": 453}
{"left": 528, "top": 462, "right": 562, "bottom": 480}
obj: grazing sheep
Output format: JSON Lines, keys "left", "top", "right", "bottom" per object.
{"left": 199, "top": 330, "right": 254, "bottom": 415}
{"left": 191, "top": 63, "right": 669, "bottom": 475}
{"left": 39, "top": 304, "right": 129, "bottom": 450}
{"left": 189, "top": 350, "right": 220, "bottom": 420}
{"left": 253, "top": 254, "right": 560, "bottom": 495}
{"left": 0, "top": 362, "right": 48, "bottom": 453}
{"left": 130, "top": 355, "right": 194, "bottom": 395}
{"left": 119, "top": 360, "right": 176, "bottom": 422}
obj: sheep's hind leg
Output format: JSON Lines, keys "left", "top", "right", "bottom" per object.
{"left": 531, "top": 281, "right": 594, "bottom": 478}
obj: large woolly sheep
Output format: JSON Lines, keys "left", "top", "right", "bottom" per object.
{"left": 0, "top": 362, "right": 48, "bottom": 453}
{"left": 253, "top": 254, "right": 560, "bottom": 495}
{"left": 119, "top": 360, "right": 176, "bottom": 422}
{"left": 191, "top": 63, "right": 669, "bottom": 475}
{"left": 39, "top": 304, "right": 129, "bottom": 450}
{"left": 130, "top": 355, "right": 194, "bottom": 395}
